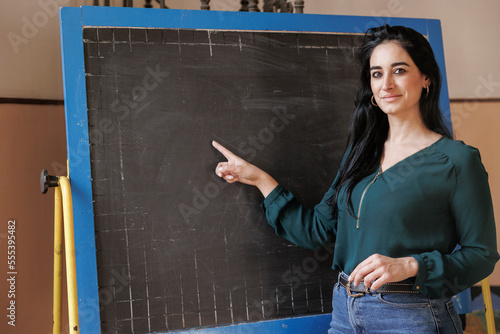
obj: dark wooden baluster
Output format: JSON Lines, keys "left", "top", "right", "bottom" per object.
{"left": 294, "top": 0, "right": 304, "bottom": 13}
{"left": 200, "top": 0, "right": 210, "bottom": 10}
{"left": 263, "top": 0, "right": 295, "bottom": 13}
{"left": 263, "top": 0, "right": 272, "bottom": 12}
{"left": 240, "top": 0, "right": 249, "bottom": 11}
{"left": 248, "top": 0, "right": 259, "bottom": 12}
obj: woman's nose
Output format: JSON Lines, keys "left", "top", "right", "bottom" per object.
{"left": 382, "top": 74, "right": 395, "bottom": 90}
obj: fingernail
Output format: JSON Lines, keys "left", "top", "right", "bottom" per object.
{"left": 227, "top": 175, "right": 234, "bottom": 180}
{"left": 218, "top": 167, "right": 223, "bottom": 172}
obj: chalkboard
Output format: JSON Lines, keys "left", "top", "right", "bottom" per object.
{"left": 60, "top": 7, "right": 450, "bottom": 334}
{"left": 84, "top": 26, "right": 359, "bottom": 332}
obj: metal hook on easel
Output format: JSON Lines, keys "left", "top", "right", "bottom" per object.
{"left": 40, "top": 169, "right": 59, "bottom": 194}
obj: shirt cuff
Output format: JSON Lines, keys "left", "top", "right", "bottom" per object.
{"left": 261, "top": 184, "right": 285, "bottom": 210}
{"left": 410, "top": 254, "right": 427, "bottom": 294}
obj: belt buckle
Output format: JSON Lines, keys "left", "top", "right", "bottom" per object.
{"left": 345, "top": 282, "right": 369, "bottom": 297}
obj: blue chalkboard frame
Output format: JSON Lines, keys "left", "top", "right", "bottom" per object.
{"left": 59, "top": 6, "right": 451, "bottom": 333}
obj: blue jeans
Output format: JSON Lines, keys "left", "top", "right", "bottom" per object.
{"left": 328, "top": 273, "right": 463, "bottom": 334}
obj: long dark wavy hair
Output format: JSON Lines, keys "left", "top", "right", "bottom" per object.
{"left": 328, "top": 24, "right": 452, "bottom": 219}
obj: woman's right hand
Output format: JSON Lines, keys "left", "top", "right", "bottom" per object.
{"left": 212, "top": 140, "right": 278, "bottom": 197}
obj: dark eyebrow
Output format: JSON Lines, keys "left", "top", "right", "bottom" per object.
{"left": 370, "top": 62, "right": 410, "bottom": 71}
{"left": 391, "top": 62, "right": 410, "bottom": 67}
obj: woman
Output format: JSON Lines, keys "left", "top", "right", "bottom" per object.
{"left": 213, "top": 25, "right": 499, "bottom": 333}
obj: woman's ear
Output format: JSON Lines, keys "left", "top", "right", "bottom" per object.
{"left": 423, "top": 76, "right": 431, "bottom": 88}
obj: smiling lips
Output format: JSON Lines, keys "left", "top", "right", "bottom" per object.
{"left": 381, "top": 94, "right": 402, "bottom": 102}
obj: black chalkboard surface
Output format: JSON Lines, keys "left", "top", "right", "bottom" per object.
{"left": 83, "top": 27, "right": 360, "bottom": 333}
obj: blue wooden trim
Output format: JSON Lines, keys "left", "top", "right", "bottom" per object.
{"left": 60, "top": 6, "right": 451, "bottom": 333}
{"left": 59, "top": 7, "right": 101, "bottom": 334}
{"left": 168, "top": 314, "right": 331, "bottom": 334}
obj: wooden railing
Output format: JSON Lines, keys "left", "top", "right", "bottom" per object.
{"left": 91, "top": 0, "right": 306, "bottom": 13}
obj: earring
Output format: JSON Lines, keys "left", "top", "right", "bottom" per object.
{"left": 371, "top": 95, "right": 378, "bottom": 107}
{"left": 425, "top": 86, "right": 430, "bottom": 98}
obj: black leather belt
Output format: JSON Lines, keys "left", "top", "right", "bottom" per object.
{"left": 339, "top": 275, "right": 418, "bottom": 297}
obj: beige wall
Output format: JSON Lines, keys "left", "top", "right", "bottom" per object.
{"left": 450, "top": 100, "right": 500, "bottom": 285}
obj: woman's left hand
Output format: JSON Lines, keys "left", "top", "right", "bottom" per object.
{"left": 348, "top": 254, "right": 419, "bottom": 291}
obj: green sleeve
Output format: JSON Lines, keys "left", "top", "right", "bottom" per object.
{"left": 261, "top": 183, "right": 337, "bottom": 250}
{"left": 260, "top": 147, "right": 350, "bottom": 250}
{"left": 411, "top": 147, "right": 499, "bottom": 298}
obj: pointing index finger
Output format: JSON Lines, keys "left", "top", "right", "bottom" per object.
{"left": 212, "top": 140, "right": 237, "bottom": 160}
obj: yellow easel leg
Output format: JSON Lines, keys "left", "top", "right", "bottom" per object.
{"left": 481, "top": 277, "right": 496, "bottom": 334}
{"left": 53, "top": 187, "right": 63, "bottom": 334}
{"left": 59, "top": 177, "right": 79, "bottom": 333}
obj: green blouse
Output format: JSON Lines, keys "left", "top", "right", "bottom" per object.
{"left": 262, "top": 137, "right": 499, "bottom": 298}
